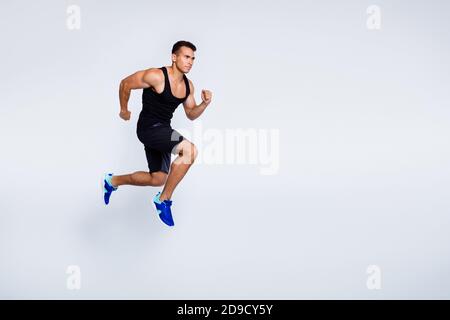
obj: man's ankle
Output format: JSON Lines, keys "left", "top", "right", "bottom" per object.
{"left": 159, "top": 194, "right": 170, "bottom": 202}
{"left": 110, "top": 176, "right": 119, "bottom": 188}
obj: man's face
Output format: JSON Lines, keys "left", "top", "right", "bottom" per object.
{"left": 173, "top": 46, "right": 195, "bottom": 73}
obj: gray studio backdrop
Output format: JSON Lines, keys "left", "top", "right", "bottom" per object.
{"left": 1, "top": 0, "right": 449, "bottom": 299}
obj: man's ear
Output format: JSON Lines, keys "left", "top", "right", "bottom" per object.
{"left": 172, "top": 53, "right": 177, "bottom": 63}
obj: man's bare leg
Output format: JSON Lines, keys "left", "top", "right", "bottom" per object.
{"left": 111, "top": 171, "right": 167, "bottom": 187}
{"left": 159, "top": 140, "right": 198, "bottom": 201}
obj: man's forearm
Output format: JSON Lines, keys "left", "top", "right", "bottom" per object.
{"left": 119, "top": 81, "right": 131, "bottom": 112}
{"left": 188, "top": 102, "right": 208, "bottom": 120}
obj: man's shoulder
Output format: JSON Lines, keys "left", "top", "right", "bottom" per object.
{"left": 143, "top": 67, "right": 164, "bottom": 84}
{"left": 187, "top": 78, "right": 194, "bottom": 90}
{"left": 145, "top": 67, "right": 164, "bottom": 77}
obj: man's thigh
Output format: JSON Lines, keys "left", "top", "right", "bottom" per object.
{"left": 144, "top": 146, "right": 171, "bottom": 174}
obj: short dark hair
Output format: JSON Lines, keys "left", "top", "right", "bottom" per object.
{"left": 172, "top": 40, "right": 196, "bottom": 54}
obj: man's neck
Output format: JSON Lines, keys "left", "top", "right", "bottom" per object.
{"left": 168, "top": 65, "right": 184, "bottom": 82}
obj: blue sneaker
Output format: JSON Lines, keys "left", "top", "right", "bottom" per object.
{"left": 103, "top": 173, "right": 118, "bottom": 205}
{"left": 153, "top": 192, "right": 175, "bottom": 227}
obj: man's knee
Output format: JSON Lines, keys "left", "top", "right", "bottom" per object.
{"left": 181, "top": 142, "right": 198, "bottom": 164}
{"left": 190, "top": 144, "right": 198, "bottom": 162}
{"left": 150, "top": 172, "right": 167, "bottom": 186}
{"left": 179, "top": 140, "right": 198, "bottom": 163}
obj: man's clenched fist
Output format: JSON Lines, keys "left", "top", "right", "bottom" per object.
{"left": 120, "top": 110, "right": 131, "bottom": 121}
{"left": 201, "top": 89, "right": 212, "bottom": 106}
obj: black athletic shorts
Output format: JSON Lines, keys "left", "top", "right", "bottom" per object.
{"left": 136, "top": 122, "right": 184, "bottom": 174}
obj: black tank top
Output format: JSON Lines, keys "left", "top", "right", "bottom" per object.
{"left": 138, "top": 66, "right": 190, "bottom": 128}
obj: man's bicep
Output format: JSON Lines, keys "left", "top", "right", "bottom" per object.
{"left": 183, "top": 93, "right": 196, "bottom": 113}
{"left": 183, "top": 82, "right": 196, "bottom": 114}
{"left": 121, "top": 69, "right": 160, "bottom": 90}
{"left": 121, "top": 70, "right": 150, "bottom": 89}
{"left": 184, "top": 81, "right": 196, "bottom": 108}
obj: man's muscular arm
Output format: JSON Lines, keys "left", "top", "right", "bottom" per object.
{"left": 118, "top": 69, "right": 162, "bottom": 121}
{"left": 183, "top": 80, "right": 212, "bottom": 121}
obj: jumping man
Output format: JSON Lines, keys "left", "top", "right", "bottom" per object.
{"left": 102, "top": 40, "right": 212, "bottom": 227}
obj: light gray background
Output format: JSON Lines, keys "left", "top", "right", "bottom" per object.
{"left": 1, "top": 0, "right": 450, "bottom": 299}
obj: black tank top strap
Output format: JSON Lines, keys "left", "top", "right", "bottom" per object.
{"left": 160, "top": 67, "right": 170, "bottom": 93}
{"left": 183, "top": 74, "right": 190, "bottom": 99}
